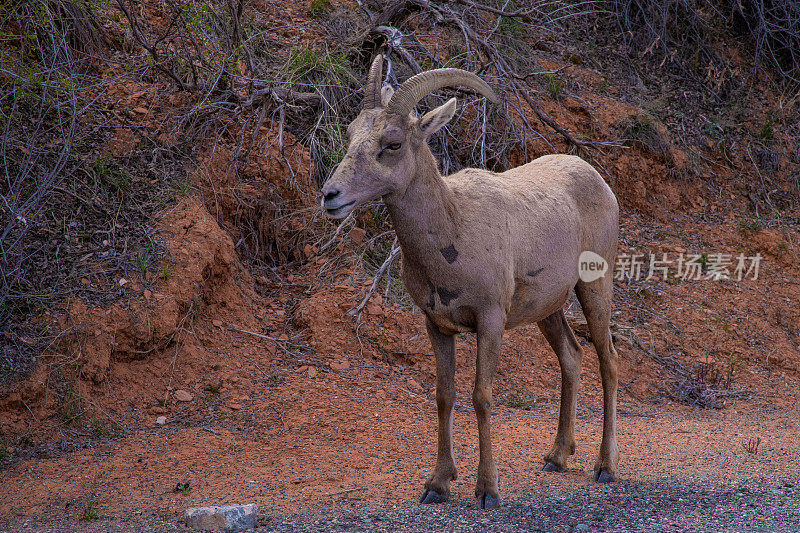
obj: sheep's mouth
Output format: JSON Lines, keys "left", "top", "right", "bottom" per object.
{"left": 324, "top": 200, "right": 356, "bottom": 219}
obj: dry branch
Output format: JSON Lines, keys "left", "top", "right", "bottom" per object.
{"left": 240, "top": 86, "right": 323, "bottom": 108}
{"left": 368, "top": 0, "right": 618, "bottom": 149}
{"left": 351, "top": 239, "right": 401, "bottom": 316}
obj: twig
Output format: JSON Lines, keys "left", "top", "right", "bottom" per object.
{"left": 325, "top": 487, "right": 363, "bottom": 497}
{"left": 451, "top": 0, "right": 534, "bottom": 22}
{"left": 317, "top": 211, "right": 355, "bottom": 252}
{"left": 227, "top": 326, "right": 287, "bottom": 343}
{"left": 251, "top": 361, "right": 270, "bottom": 379}
{"left": 227, "top": 326, "right": 301, "bottom": 356}
{"left": 350, "top": 239, "right": 401, "bottom": 316}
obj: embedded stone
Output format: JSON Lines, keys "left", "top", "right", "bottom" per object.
{"left": 184, "top": 504, "right": 257, "bottom": 532}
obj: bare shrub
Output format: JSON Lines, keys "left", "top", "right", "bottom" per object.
{"left": 613, "top": 0, "right": 800, "bottom": 86}
{"left": 0, "top": 1, "right": 187, "bottom": 383}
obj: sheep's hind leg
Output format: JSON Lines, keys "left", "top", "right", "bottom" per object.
{"left": 420, "top": 315, "right": 458, "bottom": 504}
{"left": 538, "top": 309, "right": 583, "bottom": 473}
{"left": 575, "top": 275, "right": 619, "bottom": 483}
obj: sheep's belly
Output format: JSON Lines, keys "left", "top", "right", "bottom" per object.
{"left": 505, "top": 284, "right": 572, "bottom": 329}
{"left": 426, "top": 307, "right": 477, "bottom": 335}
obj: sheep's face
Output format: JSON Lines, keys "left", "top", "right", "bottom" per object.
{"left": 321, "top": 110, "right": 414, "bottom": 219}
{"left": 321, "top": 99, "right": 456, "bottom": 219}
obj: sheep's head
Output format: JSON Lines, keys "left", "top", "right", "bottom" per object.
{"left": 321, "top": 55, "right": 499, "bottom": 218}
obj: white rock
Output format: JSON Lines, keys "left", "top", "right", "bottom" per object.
{"left": 156, "top": 416, "right": 167, "bottom": 425}
{"left": 184, "top": 504, "right": 257, "bottom": 532}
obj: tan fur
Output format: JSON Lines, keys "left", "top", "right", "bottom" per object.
{"left": 322, "top": 80, "right": 620, "bottom": 509}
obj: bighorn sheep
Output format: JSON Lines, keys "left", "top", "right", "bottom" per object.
{"left": 321, "top": 56, "right": 619, "bottom": 509}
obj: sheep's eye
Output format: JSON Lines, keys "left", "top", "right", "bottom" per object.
{"left": 385, "top": 142, "right": 402, "bottom": 151}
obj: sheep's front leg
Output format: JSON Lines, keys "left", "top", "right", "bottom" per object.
{"left": 420, "top": 315, "right": 458, "bottom": 504}
{"left": 473, "top": 309, "right": 504, "bottom": 509}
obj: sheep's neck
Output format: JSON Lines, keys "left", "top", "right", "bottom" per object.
{"left": 384, "top": 150, "right": 457, "bottom": 269}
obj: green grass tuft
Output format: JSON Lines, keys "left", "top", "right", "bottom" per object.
{"left": 547, "top": 74, "right": 564, "bottom": 100}
{"left": 79, "top": 503, "right": 99, "bottom": 521}
{"left": 309, "top": 0, "right": 331, "bottom": 17}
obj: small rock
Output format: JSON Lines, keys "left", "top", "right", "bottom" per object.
{"left": 156, "top": 416, "right": 167, "bottom": 425}
{"left": 118, "top": 277, "right": 128, "bottom": 286}
{"left": 329, "top": 360, "right": 350, "bottom": 371}
{"left": 349, "top": 227, "right": 366, "bottom": 245}
{"left": 184, "top": 504, "right": 257, "bottom": 532}
{"left": 365, "top": 303, "right": 383, "bottom": 316}
{"left": 303, "top": 243, "right": 314, "bottom": 258}
{"left": 143, "top": 289, "right": 152, "bottom": 299}
{"left": 307, "top": 367, "right": 317, "bottom": 378}
{"left": 266, "top": 342, "right": 277, "bottom": 356}
{"left": 227, "top": 402, "right": 242, "bottom": 410}
{"left": 212, "top": 319, "right": 223, "bottom": 327}
{"left": 174, "top": 389, "right": 193, "bottom": 402}
{"left": 376, "top": 390, "right": 387, "bottom": 399}
{"left": 407, "top": 378, "right": 422, "bottom": 392}
{"left": 132, "top": 106, "right": 149, "bottom": 114}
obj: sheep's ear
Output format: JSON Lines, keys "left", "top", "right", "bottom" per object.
{"left": 380, "top": 85, "right": 394, "bottom": 107}
{"left": 420, "top": 98, "right": 456, "bottom": 139}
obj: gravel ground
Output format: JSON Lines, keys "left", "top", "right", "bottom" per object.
{"left": 4, "top": 476, "right": 798, "bottom": 532}
{"left": 258, "top": 478, "right": 799, "bottom": 533}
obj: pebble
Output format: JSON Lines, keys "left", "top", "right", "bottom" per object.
{"left": 407, "top": 378, "right": 423, "bottom": 392}
{"left": 349, "top": 227, "right": 366, "bottom": 244}
{"left": 174, "top": 389, "right": 194, "bottom": 402}
{"left": 184, "top": 503, "right": 257, "bottom": 532}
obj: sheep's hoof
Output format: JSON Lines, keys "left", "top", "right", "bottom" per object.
{"left": 420, "top": 488, "right": 448, "bottom": 504}
{"left": 477, "top": 493, "right": 500, "bottom": 510}
{"left": 542, "top": 461, "right": 565, "bottom": 473}
{"left": 593, "top": 469, "right": 615, "bottom": 483}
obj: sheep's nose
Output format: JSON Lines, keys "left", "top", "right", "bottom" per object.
{"left": 323, "top": 188, "right": 341, "bottom": 202}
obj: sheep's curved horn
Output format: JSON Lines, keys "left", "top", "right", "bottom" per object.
{"left": 385, "top": 68, "right": 499, "bottom": 116}
{"left": 363, "top": 55, "right": 385, "bottom": 110}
